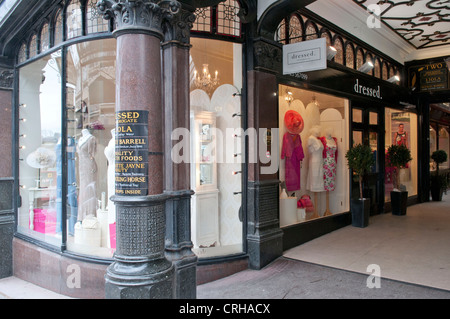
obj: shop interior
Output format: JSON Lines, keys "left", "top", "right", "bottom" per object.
{"left": 278, "top": 84, "right": 350, "bottom": 227}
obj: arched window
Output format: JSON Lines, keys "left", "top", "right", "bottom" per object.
{"left": 66, "top": 0, "right": 83, "bottom": 39}
{"left": 54, "top": 9, "right": 64, "bottom": 45}
{"left": 345, "top": 42, "right": 355, "bottom": 69}
{"left": 356, "top": 48, "right": 364, "bottom": 71}
{"left": 86, "top": 0, "right": 109, "bottom": 34}
{"left": 217, "top": 0, "right": 241, "bottom": 37}
{"left": 18, "top": 43, "right": 27, "bottom": 63}
{"left": 289, "top": 14, "right": 303, "bottom": 43}
{"left": 333, "top": 36, "right": 344, "bottom": 65}
{"left": 382, "top": 62, "right": 389, "bottom": 80}
{"left": 374, "top": 58, "right": 381, "bottom": 78}
{"left": 304, "top": 20, "right": 318, "bottom": 41}
{"left": 40, "top": 22, "right": 50, "bottom": 52}
{"left": 29, "top": 34, "right": 38, "bottom": 59}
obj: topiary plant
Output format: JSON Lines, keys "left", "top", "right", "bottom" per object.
{"left": 386, "top": 144, "right": 412, "bottom": 190}
{"left": 346, "top": 144, "right": 375, "bottom": 199}
{"left": 431, "top": 150, "right": 448, "bottom": 175}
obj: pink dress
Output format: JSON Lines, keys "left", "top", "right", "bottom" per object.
{"left": 281, "top": 132, "right": 305, "bottom": 191}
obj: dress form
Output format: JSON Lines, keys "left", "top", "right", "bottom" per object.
{"left": 321, "top": 127, "right": 338, "bottom": 216}
{"left": 104, "top": 129, "right": 116, "bottom": 224}
{"left": 77, "top": 129, "right": 98, "bottom": 221}
{"left": 306, "top": 125, "right": 324, "bottom": 218}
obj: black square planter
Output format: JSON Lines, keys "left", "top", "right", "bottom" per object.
{"left": 390, "top": 191, "right": 408, "bottom": 216}
{"left": 351, "top": 198, "right": 370, "bottom": 228}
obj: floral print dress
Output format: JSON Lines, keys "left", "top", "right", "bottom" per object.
{"left": 321, "top": 137, "right": 338, "bottom": 191}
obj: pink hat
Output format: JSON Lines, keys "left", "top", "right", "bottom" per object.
{"left": 284, "top": 110, "right": 304, "bottom": 134}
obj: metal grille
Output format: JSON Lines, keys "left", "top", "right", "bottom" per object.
{"left": 216, "top": 0, "right": 241, "bottom": 37}
{"left": 192, "top": 7, "right": 212, "bottom": 33}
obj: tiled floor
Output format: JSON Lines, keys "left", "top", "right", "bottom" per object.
{"left": 283, "top": 193, "right": 450, "bottom": 291}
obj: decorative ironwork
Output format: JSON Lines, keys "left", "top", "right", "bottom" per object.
{"left": 353, "top": 0, "right": 450, "bottom": 49}
{"left": 192, "top": 0, "right": 242, "bottom": 38}
{"left": 87, "top": 0, "right": 109, "bottom": 34}
{"left": 275, "top": 9, "right": 402, "bottom": 84}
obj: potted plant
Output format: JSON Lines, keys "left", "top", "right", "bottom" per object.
{"left": 430, "top": 150, "right": 448, "bottom": 201}
{"left": 386, "top": 144, "right": 412, "bottom": 215}
{"left": 345, "top": 144, "right": 375, "bottom": 227}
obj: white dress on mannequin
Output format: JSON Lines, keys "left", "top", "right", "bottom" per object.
{"left": 306, "top": 126, "right": 325, "bottom": 192}
{"left": 77, "top": 129, "right": 98, "bottom": 220}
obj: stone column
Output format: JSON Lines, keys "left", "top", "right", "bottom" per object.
{"left": 97, "top": 0, "right": 181, "bottom": 299}
{"left": 0, "top": 67, "right": 14, "bottom": 279}
{"left": 246, "top": 38, "right": 283, "bottom": 270}
{"left": 161, "top": 8, "right": 197, "bottom": 298}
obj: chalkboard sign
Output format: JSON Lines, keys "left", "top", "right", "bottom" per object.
{"left": 115, "top": 110, "right": 149, "bottom": 196}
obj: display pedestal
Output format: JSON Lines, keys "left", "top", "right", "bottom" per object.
{"left": 324, "top": 191, "right": 332, "bottom": 216}
{"left": 280, "top": 197, "right": 297, "bottom": 227}
{"left": 312, "top": 193, "right": 320, "bottom": 219}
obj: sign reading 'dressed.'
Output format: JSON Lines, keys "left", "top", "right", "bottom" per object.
{"left": 115, "top": 110, "right": 149, "bottom": 196}
{"left": 283, "top": 38, "right": 327, "bottom": 74}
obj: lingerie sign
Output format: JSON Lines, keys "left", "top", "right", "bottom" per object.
{"left": 115, "top": 110, "right": 149, "bottom": 196}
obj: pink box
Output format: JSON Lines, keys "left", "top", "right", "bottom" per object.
{"left": 31, "top": 209, "right": 57, "bottom": 234}
{"left": 109, "top": 223, "right": 116, "bottom": 249}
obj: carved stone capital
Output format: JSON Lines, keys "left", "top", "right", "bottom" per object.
{"left": 162, "top": 8, "right": 195, "bottom": 45}
{"left": 97, "top": 0, "right": 181, "bottom": 38}
{"left": 0, "top": 69, "right": 14, "bottom": 89}
{"left": 253, "top": 37, "right": 282, "bottom": 74}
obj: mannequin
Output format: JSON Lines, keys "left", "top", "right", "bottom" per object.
{"left": 320, "top": 127, "right": 338, "bottom": 216}
{"left": 77, "top": 129, "right": 98, "bottom": 221}
{"left": 306, "top": 125, "right": 324, "bottom": 218}
{"left": 281, "top": 110, "right": 305, "bottom": 192}
{"left": 103, "top": 129, "right": 116, "bottom": 248}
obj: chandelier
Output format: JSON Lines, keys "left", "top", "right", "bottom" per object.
{"left": 193, "top": 64, "right": 219, "bottom": 92}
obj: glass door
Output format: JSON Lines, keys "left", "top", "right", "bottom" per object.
{"left": 351, "top": 105, "right": 384, "bottom": 215}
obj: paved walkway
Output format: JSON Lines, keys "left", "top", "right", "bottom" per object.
{"left": 198, "top": 193, "right": 450, "bottom": 299}
{"left": 1, "top": 194, "right": 449, "bottom": 299}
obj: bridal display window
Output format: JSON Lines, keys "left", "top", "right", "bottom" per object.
{"left": 17, "top": 39, "right": 116, "bottom": 258}
{"left": 384, "top": 108, "right": 418, "bottom": 200}
{"left": 278, "top": 85, "right": 350, "bottom": 227}
{"left": 189, "top": 38, "right": 243, "bottom": 258}
{"left": 18, "top": 51, "right": 63, "bottom": 247}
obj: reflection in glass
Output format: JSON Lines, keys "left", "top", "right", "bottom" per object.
{"left": 66, "top": 39, "right": 116, "bottom": 258}
{"left": 18, "top": 51, "right": 62, "bottom": 246}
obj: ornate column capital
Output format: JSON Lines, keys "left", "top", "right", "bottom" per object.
{"left": 97, "top": 0, "right": 182, "bottom": 38}
{"left": 162, "top": 8, "right": 195, "bottom": 45}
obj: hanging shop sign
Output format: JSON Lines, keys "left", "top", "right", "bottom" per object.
{"left": 115, "top": 110, "right": 149, "bottom": 196}
{"left": 409, "top": 61, "right": 449, "bottom": 92}
{"left": 283, "top": 38, "right": 327, "bottom": 74}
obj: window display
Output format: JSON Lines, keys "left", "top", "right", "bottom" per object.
{"left": 66, "top": 39, "right": 116, "bottom": 257}
{"left": 384, "top": 108, "right": 418, "bottom": 200}
{"left": 189, "top": 38, "right": 243, "bottom": 258}
{"left": 18, "top": 51, "right": 62, "bottom": 246}
{"left": 278, "top": 85, "right": 350, "bottom": 226}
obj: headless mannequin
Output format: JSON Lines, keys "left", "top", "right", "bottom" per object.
{"left": 77, "top": 129, "right": 97, "bottom": 221}
{"left": 322, "top": 127, "right": 337, "bottom": 216}
{"left": 307, "top": 126, "right": 324, "bottom": 218}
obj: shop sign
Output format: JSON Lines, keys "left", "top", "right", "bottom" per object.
{"left": 115, "top": 110, "right": 149, "bottom": 196}
{"left": 283, "top": 38, "right": 327, "bottom": 74}
{"left": 409, "top": 61, "right": 449, "bottom": 92}
{"left": 354, "top": 78, "right": 382, "bottom": 100}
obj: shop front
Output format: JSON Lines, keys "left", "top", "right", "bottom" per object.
{"left": 247, "top": 8, "right": 420, "bottom": 253}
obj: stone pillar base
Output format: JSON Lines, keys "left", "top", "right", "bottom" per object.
{"left": 105, "top": 195, "right": 174, "bottom": 299}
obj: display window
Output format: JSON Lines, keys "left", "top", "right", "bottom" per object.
{"left": 18, "top": 50, "right": 63, "bottom": 247}
{"left": 384, "top": 108, "right": 418, "bottom": 200}
{"left": 278, "top": 85, "right": 350, "bottom": 227}
{"left": 65, "top": 39, "right": 116, "bottom": 258}
{"left": 17, "top": 39, "right": 117, "bottom": 258}
{"left": 189, "top": 38, "right": 243, "bottom": 258}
